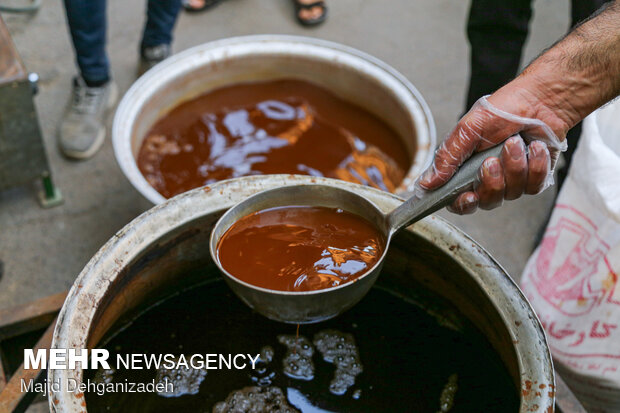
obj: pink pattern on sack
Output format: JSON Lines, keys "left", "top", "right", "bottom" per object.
{"left": 528, "top": 204, "right": 618, "bottom": 316}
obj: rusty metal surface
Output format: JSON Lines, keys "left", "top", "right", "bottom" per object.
{"left": 0, "top": 292, "right": 66, "bottom": 412}
{"left": 0, "top": 317, "right": 56, "bottom": 413}
{"left": 49, "top": 175, "right": 554, "bottom": 412}
{"left": 0, "top": 349, "right": 6, "bottom": 393}
{"left": 0, "top": 291, "right": 67, "bottom": 341}
{"left": 112, "top": 35, "right": 437, "bottom": 204}
{"left": 0, "top": 16, "right": 26, "bottom": 85}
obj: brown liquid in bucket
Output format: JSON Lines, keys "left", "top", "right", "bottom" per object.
{"left": 84, "top": 280, "right": 519, "bottom": 412}
{"left": 137, "top": 79, "right": 411, "bottom": 198}
{"left": 216, "top": 206, "right": 384, "bottom": 292}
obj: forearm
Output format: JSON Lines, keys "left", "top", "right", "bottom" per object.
{"left": 489, "top": 0, "right": 620, "bottom": 138}
{"left": 419, "top": 1, "right": 620, "bottom": 213}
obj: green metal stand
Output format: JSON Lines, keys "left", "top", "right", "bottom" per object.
{"left": 37, "top": 173, "right": 63, "bottom": 208}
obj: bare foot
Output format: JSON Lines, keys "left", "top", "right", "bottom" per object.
{"left": 182, "top": 0, "right": 224, "bottom": 12}
{"left": 184, "top": 0, "right": 205, "bottom": 9}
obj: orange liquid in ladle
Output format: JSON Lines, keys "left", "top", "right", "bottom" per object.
{"left": 216, "top": 206, "right": 385, "bottom": 292}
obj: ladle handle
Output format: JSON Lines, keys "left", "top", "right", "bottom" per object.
{"left": 387, "top": 141, "right": 507, "bottom": 233}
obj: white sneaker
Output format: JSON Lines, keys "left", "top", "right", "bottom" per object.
{"left": 58, "top": 77, "right": 118, "bottom": 160}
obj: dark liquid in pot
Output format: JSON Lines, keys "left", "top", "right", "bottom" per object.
{"left": 137, "top": 79, "right": 411, "bottom": 198}
{"left": 85, "top": 281, "right": 519, "bottom": 412}
{"left": 217, "top": 206, "right": 385, "bottom": 292}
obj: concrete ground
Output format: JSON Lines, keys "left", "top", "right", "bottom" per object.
{"left": 0, "top": 1, "right": 572, "bottom": 407}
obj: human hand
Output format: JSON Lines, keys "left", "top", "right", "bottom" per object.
{"left": 418, "top": 95, "right": 567, "bottom": 214}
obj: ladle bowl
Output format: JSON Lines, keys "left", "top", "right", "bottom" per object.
{"left": 210, "top": 144, "right": 504, "bottom": 323}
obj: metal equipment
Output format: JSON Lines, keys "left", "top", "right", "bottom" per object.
{"left": 112, "top": 35, "right": 437, "bottom": 204}
{"left": 49, "top": 175, "right": 556, "bottom": 412}
{"left": 0, "top": 15, "right": 61, "bottom": 207}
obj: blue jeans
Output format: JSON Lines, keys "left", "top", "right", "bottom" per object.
{"left": 64, "top": 0, "right": 182, "bottom": 85}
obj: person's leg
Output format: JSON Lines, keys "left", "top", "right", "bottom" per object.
{"left": 465, "top": 0, "right": 533, "bottom": 110}
{"left": 141, "top": 0, "right": 182, "bottom": 51}
{"left": 59, "top": 0, "right": 118, "bottom": 160}
{"left": 138, "top": 0, "right": 182, "bottom": 75}
{"left": 63, "top": 0, "right": 109, "bottom": 86}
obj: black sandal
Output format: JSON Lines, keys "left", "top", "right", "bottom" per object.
{"left": 293, "top": 0, "right": 327, "bottom": 26}
{"left": 182, "top": 0, "right": 225, "bottom": 13}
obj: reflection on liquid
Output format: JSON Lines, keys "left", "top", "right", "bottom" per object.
{"left": 251, "top": 346, "right": 276, "bottom": 387}
{"left": 313, "top": 330, "right": 363, "bottom": 396}
{"left": 278, "top": 335, "right": 315, "bottom": 381}
{"left": 85, "top": 282, "right": 519, "bottom": 413}
{"left": 437, "top": 374, "right": 458, "bottom": 412}
{"left": 213, "top": 386, "right": 299, "bottom": 413}
{"left": 138, "top": 79, "right": 411, "bottom": 198}
{"left": 93, "top": 367, "right": 115, "bottom": 385}
{"left": 155, "top": 357, "right": 207, "bottom": 398}
{"left": 287, "top": 388, "right": 336, "bottom": 413}
{"left": 214, "top": 329, "right": 362, "bottom": 413}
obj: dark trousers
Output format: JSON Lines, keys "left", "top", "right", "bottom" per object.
{"left": 466, "top": 0, "right": 608, "bottom": 186}
{"left": 63, "top": 0, "right": 182, "bottom": 85}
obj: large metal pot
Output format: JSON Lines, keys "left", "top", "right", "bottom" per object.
{"left": 112, "top": 35, "right": 436, "bottom": 204}
{"left": 50, "top": 175, "right": 553, "bottom": 412}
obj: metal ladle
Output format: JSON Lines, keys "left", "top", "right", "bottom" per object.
{"left": 210, "top": 143, "right": 505, "bottom": 324}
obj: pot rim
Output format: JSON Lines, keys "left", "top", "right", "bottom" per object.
{"left": 49, "top": 175, "right": 553, "bottom": 413}
{"left": 112, "top": 34, "right": 437, "bottom": 204}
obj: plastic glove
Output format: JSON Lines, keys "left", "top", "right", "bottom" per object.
{"left": 418, "top": 95, "right": 567, "bottom": 214}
